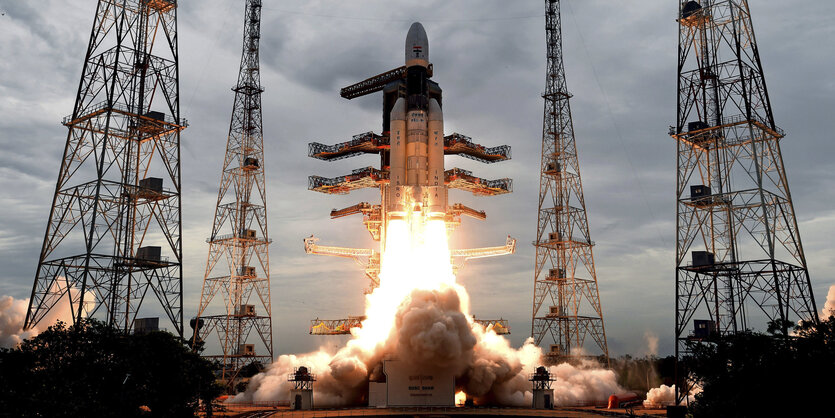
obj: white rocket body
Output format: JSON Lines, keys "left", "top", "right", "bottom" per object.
{"left": 427, "top": 98, "right": 445, "bottom": 217}
{"left": 387, "top": 22, "right": 447, "bottom": 220}
{"left": 389, "top": 98, "right": 407, "bottom": 215}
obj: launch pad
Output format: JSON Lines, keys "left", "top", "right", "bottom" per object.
{"left": 216, "top": 405, "right": 667, "bottom": 417}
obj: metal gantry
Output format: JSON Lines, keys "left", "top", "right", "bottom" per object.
{"left": 672, "top": 0, "right": 818, "bottom": 403}
{"left": 24, "top": 0, "right": 186, "bottom": 336}
{"left": 305, "top": 25, "right": 515, "bottom": 332}
{"left": 531, "top": 0, "right": 609, "bottom": 364}
{"left": 193, "top": 0, "right": 273, "bottom": 392}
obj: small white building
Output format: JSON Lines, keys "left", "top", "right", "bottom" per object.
{"left": 368, "top": 358, "right": 455, "bottom": 408}
{"left": 288, "top": 366, "right": 315, "bottom": 410}
{"left": 530, "top": 366, "right": 556, "bottom": 409}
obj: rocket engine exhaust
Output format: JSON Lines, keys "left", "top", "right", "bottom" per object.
{"left": 235, "top": 22, "right": 621, "bottom": 408}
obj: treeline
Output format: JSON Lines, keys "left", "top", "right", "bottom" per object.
{"left": 0, "top": 319, "right": 223, "bottom": 417}
{"left": 684, "top": 316, "right": 835, "bottom": 417}
{"left": 610, "top": 354, "right": 676, "bottom": 394}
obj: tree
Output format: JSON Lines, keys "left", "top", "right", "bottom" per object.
{"left": 610, "top": 355, "right": 676, "bottom": 394}
{"left": 0, "top": 319, "right": 223, "bottom": 417}
{"left": 684, "top": 316, "right": 835, "bottom": 417}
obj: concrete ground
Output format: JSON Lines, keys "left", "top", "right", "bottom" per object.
{"left": 213, "top": 405, "right": 668, "bottom": 418}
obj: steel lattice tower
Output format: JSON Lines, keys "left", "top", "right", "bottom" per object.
{"left": 24, "top": 0, "right": 186, "bottom": 336}
{"left": 193, "top": 0, "right": 273, "bottom": 391}
{"left": 672, "top": 0, "right": 818, "bottom": 403}
{"left": 531, "top": 0, "right": 608, "bottom": 363}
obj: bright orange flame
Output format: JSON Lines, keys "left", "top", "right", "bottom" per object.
{"left": 350, "top": 214, "right": 462, "bottom": 352}
{"left": 455, "top": 390, "right": 467, "bottom": 406}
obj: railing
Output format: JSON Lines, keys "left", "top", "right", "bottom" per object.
{"left": 63, "top": 101, "right": 188, "bottom": 128}
{"left": 308, "top": 167, "right": 387, "bottom": 193}
{"left": 207, "top": 232, "right": 273, "bottom": 244}
{"left": 340, "top": 64, "right": 433, "bottom": 99}
{"left": 445, "top": 133, "right": 511, "bottom": 163}
{"left": 669, "top": 113, "right": 784, "bottom": 137}
{"left": 308, "top": 132, "right": 385, "bottom": 160}
{"left": 445, "top": 168, "right": 513, "bottom": 194}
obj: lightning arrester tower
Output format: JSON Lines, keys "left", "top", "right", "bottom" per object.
{"left": 531, "top": 0, "right": 609, "bottom": 364}
{"left": 193, "top": 0, "right": 273, "bottom": 391}
{"left": 24, "top": 0, "right": 186, "bottom": 335}
{"left": 672, "top": 0, "right": 818, "bottom": 403}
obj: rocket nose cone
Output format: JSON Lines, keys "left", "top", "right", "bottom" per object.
{"left": 407, "top": 22, "right": 426, "bottom": 39}
{"left": 405, "top": 22, "right": 429, "bottom": 67}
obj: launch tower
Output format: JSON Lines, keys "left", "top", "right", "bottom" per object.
{"left": 672, "top": 0, "right": 818, "bottom": 403}
{"left": 193, "top": 0, "right": 273, "bottom": 391}
{"left": 24, "top": 0, "right": 186, "bottom": 335}
{"left": 531, "top": 0, "right": 609, "bottom": 363}
{"left": 305, "top": 23, "right": 515, "bottom": 333}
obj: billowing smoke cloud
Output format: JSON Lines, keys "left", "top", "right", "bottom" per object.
{"left": 0, "top": 296, "right": 37, "bottom": 348}
{"left": 242, "top": 350, "right": 371, "bottom": 406}
{"left": 643, "top": 384, "right": 699, "bottom": 408}
{"left": 550, "top": 362, "right": 623, "bottom": 406}
{"left": 822, "top": 284, "right": 835, "bottom": 319}
{"left": 237, "top": 284, "right": 623, "bottom": 407}
{"left": 392, "top": 287, "right": 476, "bottom": 375}
{"left": 0, "top": 281, "right": 91, "bottom": 348}
{"left": 643, "top": 330, "right": 659, "bottom": 356}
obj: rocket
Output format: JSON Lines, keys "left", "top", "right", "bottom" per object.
{"left": 387, "top": 22, "right": 447, "bottom": 220}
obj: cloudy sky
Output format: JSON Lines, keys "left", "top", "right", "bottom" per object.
{"left": 0, "top": 0, "right": 833, "bottom": 357}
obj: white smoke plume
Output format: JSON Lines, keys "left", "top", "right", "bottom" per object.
{"left": 643, "top": 384, "right": 700, "bottom": 408}
{"left": 643, "top": 330, "right": 659, "bottom": 356}
{"left": 822, "top": 284, "right": 835, "bottom": 319}
{"left": 237, "top": 284, "right": 623, "bottom": 407}
{"left": 237, "top": 217, "right": 622, "bottom": 406}
{"left": 0, "top": 281, "right": 92, "bottom": 348}
{"left": 0, "top": 296, "right": 37, "bottom": 348}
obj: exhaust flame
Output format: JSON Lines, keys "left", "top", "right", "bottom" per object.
{"left": 353, "top": 217, "right": 460, "bottom": 352}
{"left": 455, "top": 390, "right": 466, "bottom": 405}
{"left": 237, "top": 213, "right": 622, "bottom": 406}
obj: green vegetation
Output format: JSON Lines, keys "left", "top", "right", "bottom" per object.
{"left": 685, "top": 315, "right": 835, "bottom": 417}
{"left": 0, "top": 319, "right": 223, "bottom": 417}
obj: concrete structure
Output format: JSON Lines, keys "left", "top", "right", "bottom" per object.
{"left": 288, "top": 367, "right": 316, "bottom": 410}
{"left": 289, "top": 390, "right": 313, "bottom": 411}
{"left": 368, "top": 358, "right": 454, "bottom": 407}
{"left": 530, "top": 366, "right": 556, "bottom": 409}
